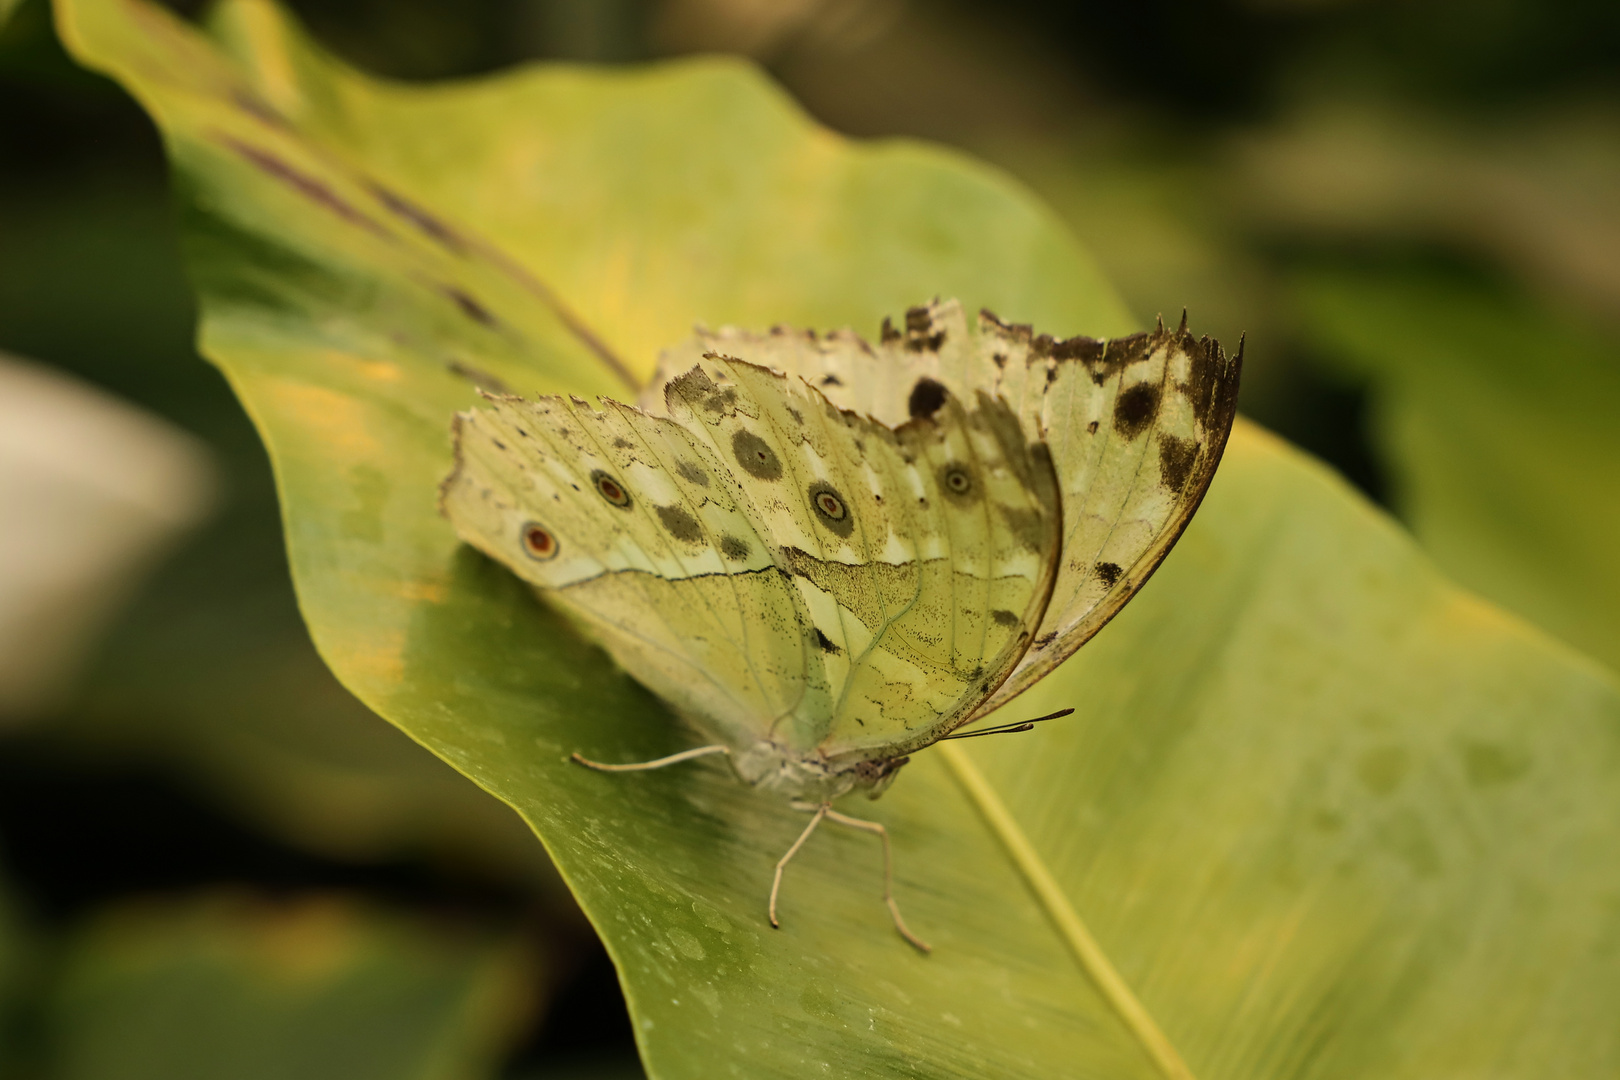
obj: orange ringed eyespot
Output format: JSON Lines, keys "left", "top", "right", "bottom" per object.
{"left": 521, "top": 522, "right": 559, "bottom": 560}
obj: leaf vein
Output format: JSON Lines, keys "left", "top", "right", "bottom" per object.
{"left": 939, "top": 742, "right": 1197, "bottom": 1080}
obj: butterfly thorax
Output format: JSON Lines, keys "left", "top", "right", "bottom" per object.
{"left": 732, "top": 738, "right": 911, "bottom": 802}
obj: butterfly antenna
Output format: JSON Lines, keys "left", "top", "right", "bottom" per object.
{"left": 940, "top": 707, "right": 1075, "bottom": 740}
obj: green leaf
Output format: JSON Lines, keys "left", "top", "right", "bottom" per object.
{"left": 1294, "top": 265, "right": 1620, "bottom": 675}
{"left": 56, "top": 1, "right": 1620, "bottom": 1076}
{"left": 42, "top": 894, "right": 536, "bottom": 1080}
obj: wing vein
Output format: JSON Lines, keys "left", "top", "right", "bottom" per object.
{"left": 1070, "top": 346, "right": 1175, "bottom": 589}
{"left": 616, "top": 412, "right": 780, "bottom": 725}
{"left": 536, "top": 408, "right": 761, "bottom": 723}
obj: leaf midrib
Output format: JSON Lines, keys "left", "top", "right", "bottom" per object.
{"left": 940, "top": 741, "right": 1196, "bottom": 1080}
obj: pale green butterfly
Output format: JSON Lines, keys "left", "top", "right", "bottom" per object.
{"left": 439, "top": 299, "right": 1241, "bottom": 950}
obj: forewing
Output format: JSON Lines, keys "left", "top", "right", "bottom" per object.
{"left": 660, "top": 359, "right": 1059, "bottom": 762}
{"left": 972, "top": 314, "right": 1242, "bottom": 717}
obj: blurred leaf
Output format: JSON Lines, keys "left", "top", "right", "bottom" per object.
{"left": 56, "top": 0, "right": 1620, "bottom": 1077}
{"left": 44, "top": 893, "right": 537, "bottom": 1080}
{"left": 982, "top": 138, "right": 1272, "bottom": 396}
{"left": 1293, "top": 265, "right": 1620, "bottom": 675}
{"left": 1234, "top": 105, "right": 1620, "bottom": 322}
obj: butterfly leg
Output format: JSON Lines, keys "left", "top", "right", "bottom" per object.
{"left": 571, "top": 744, "right": 730, "bottom": 771}
{"left": 824, "top": 807, "right": 932, "bottom": 953}
{"left": 769, "top": 803, "right": 829, "bottom": 930}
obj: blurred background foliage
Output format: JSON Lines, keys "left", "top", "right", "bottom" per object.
{"left": 0, "top": 0, "right": 1614, "bottom": 1075}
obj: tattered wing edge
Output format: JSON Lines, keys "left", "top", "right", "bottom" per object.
{"left": 967, "top": 317, "right": 1244, "bottom": 720}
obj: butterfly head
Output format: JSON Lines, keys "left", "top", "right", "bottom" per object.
{"left": 850, "top": 754, "right": 911, "bottom": 799}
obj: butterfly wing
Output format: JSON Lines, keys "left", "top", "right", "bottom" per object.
{"left": 441, "top": 390, "right": 814, "bottom": 755}
{"left": 969, "top": 312, "right": 1242, "bottom": 716}
{"left": 651, "top": 300, "right": 1241, "bottom": 721}
{"left": 645, "top": 300, "right": 987, "bottom": 430}
{"left": 441, "top": 356, "right": 1059, "bottom": 791}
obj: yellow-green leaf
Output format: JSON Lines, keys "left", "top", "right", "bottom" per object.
{"left": 55, "top": 1, "right": 1620, "bottom": 1077}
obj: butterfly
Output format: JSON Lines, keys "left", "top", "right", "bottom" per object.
{"left": 439, "top": 299, "right": 1241, "bottom": 950}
